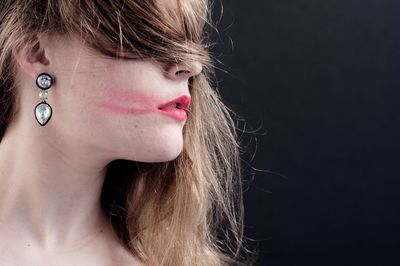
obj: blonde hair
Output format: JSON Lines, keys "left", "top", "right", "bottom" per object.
{"left": 0, "top": 0, "right": 252, "bottom": 265}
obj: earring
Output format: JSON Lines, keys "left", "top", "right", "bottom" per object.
{"left": 34, "top": 73, "right": 53, "bottom": 126}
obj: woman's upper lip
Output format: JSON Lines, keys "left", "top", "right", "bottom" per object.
{"left": 158, "top": 95, "right": 191, "bottom": 110}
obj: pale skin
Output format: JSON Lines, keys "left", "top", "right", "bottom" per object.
{"left": 0, "top": 26, "right": 202, "bottom": 266}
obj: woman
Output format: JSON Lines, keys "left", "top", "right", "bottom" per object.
{"left": 0, "top": 0, "right": 248, "bottom": 265}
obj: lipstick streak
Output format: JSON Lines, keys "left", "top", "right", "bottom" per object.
{"left": 99, "top": 89, "right": 190, "bottom": 122}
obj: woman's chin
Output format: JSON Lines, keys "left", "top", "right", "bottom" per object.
{"left": 117, "top": 139, "right": 184, "bottom": 163}
{"left": 147, "top": 144, "right": 184, "bottom": 162}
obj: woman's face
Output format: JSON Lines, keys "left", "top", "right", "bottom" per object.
{"left": 45, "top": 35, "right": 202, "bottom": 163}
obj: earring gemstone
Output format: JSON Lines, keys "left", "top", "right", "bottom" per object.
{"left": 39, "top": 90, "right": 49, "bottom": 100}
{"left": 36, "top": 73, "right": 53, "bottom": 90}
{"left": 35, "top": 102, "right": 53, "bottom": 126}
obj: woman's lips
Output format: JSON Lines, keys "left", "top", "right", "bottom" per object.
{"left": 157, "top": 95, "right": 191, "bottom": 122}
{"left": 157, "top": 95, "right": 191, "bottom": 111}
{"left": 157, "top": 107, "right": 188, "bottom": 121}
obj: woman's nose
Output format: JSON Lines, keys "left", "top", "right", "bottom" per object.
{"left": 164, "top": 60, "right": 203, "bottom": 80}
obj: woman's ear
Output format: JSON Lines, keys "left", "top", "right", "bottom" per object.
{"left": 13, "top": 35, "right": 51, "bottom": 80}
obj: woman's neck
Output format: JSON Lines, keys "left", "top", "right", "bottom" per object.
{"left": 0, "top": 121, "right": 111, "bottom": 250}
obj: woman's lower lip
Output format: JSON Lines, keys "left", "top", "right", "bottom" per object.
{"left": 157, "top": 108, "right": 187, "bottom": 121}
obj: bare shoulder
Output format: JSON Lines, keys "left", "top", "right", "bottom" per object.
{"left": 112, "top": 245, "right": 144, "bottom": 266}
{"left": 102, "top": 225, "right": 144, "bottom": 266}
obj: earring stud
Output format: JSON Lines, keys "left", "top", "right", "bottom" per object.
{"left": 34, "top": 73, "right": 53, "bottom": 126}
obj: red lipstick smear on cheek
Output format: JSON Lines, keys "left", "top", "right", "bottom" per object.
{"left": 98, "top": 89, "right": 158, "bottom": 115}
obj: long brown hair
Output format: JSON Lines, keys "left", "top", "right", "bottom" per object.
{"left": 0, "top": 0, "right": 252, "bottom": 264}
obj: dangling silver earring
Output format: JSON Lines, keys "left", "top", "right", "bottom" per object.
{"left": 34, "top": 73, "right": 53, "bottom": 126}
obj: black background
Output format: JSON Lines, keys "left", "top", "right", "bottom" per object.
{"left": 212, "top": 1, "right": 400, "bottom": 265}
